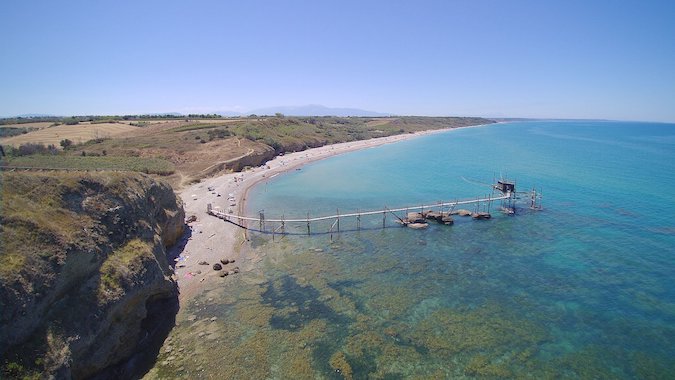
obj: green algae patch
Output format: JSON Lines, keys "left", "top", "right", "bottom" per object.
{"left": 407, "top": 304, "right": 548, "bottom": 355}
{"left": 464, "top": 354, "right": 513, "bottom": 377}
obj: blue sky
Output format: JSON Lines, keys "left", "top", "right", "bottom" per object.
{"left": 1, "top": 0, "right": 674, "bottom": 121}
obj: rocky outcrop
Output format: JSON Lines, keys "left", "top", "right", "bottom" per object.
{"left": 423, "top": 211, "right": 455, "bottom": 225}
{"left": 209, "top": 144, "right": 276, "bottom": 176}
{"left": 406, "top": 212, "right": 425, "bottom": 223}
{"left": 457, "top": 209, "right": 473, "bottom": 217}
{"left": 0, "top": 172, "right": 185, "bottom": 379}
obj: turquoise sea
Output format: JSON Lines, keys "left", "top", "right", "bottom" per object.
{"left": 159, "top": 121, "right": 675, "bottom": 378}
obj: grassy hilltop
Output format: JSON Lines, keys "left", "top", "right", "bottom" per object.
{"left": 1, "top": 116, "right": 494, "bottom": 189}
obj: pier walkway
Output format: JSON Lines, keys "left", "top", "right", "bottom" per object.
{"left": 205, "top": 179, "right": 540, "bottom": 238}
{"left": 209, "top": 193, "right": 512, "bottom": 223}
{"left": 206, "top": 188, "right": 528, "bottom": 239}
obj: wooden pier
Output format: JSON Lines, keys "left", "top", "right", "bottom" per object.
{"left": 210, "top": 194, "right": 510, "bottom": 224}
{"left": 211, "top": 193, "right": 537, "bottom": 238}
{"left": 206, "top": 179, "right": 540, "bottom": 239}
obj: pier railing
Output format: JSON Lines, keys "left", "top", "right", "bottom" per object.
{"left": 210, "top": 193, "right": 511, "bottom": 223}
{"left": 207, "top": 191, "right": 518, "bottom": 238}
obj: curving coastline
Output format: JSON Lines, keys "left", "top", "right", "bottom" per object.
{"left": 175, "top": 123, "right": 494, "bottom": 300}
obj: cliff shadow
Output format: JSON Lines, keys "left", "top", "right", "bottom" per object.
{"left": 166, "top": 224, "right": 192, "bottom": 271}
{"left": 89, "top": 292, "right": 179, "bottom": 380}
{"left": 90, "top": 225, "right": 190, "bottom": 380}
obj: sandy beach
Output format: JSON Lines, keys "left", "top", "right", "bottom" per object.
{"left": 174, "top": 125, "right": 487, "bottom": 300}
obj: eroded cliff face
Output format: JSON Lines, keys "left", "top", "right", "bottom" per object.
{"left": 0, "top": 171, "right": 185, "bottom": 379}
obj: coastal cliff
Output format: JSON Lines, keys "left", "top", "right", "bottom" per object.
{"left": 0, "top": 171, "right": 185, "bottom": 379}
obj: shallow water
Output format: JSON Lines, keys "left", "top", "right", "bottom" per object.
{"left": 149, "top": 121, "right": 675, "bottom": 378}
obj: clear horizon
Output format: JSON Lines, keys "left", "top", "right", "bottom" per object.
{"left": 1, "top": 1, "right": 674, "bottom": 123}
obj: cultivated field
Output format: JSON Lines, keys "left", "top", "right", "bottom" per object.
{"left": 0, "top": 122, "right": 140, "bottom": 148}
{"left": 0, "top": 122, "right": 54, "bottom": 129}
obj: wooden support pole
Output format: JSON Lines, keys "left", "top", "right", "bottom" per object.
{"left": 307, "top": 212, "right": 311, "bottom": 236}
{"left": 337, "top": 208, "right": 340, "bottom": 233}
{"left": 382, "top": 208, "right": 386, "bottom": 229}
{"left": 357, "top": 212, "right": 361, "bottom": 230}
{"left": 330, "top": 219, "right": 338, "bottom": 241}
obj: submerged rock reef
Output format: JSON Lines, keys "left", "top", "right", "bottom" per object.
{"left": 0, "top": 171, "right": 185, "bottom": 379}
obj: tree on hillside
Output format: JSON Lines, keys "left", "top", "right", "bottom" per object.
{"left": 60, "top": 139, "right": 74, "bottom": 149}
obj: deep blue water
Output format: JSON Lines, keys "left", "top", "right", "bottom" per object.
{"left": 237, "top": 121, "right": 675, "bottom": 377}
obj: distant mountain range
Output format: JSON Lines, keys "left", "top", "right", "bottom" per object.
{"left": 219, "top": 105, "right": 390, "bottom": 117}
{"left": 13, "top": 113, "right": 57, "bottom": 118}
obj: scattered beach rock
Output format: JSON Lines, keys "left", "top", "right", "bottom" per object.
{"left": 198, "top": 261, "right": 209, "bottom": 265}
{"left": 230, "top": 258, "right": 236, "bottom": 263}
{"left": 220, "top": 258, "right": 229, "bottom": 265}
{"left": 219, "top": 271, "right": 227, "bottom": 277}
{"left": 233, "top": 267, "right": 240, "bottom": 274}
{"left": 227, "top": 271, "right": 235, "bottom": 276}
{"left": 186, "top": 215, "right": 197, "bottom": 223}
{"left": 212, "top": 263, "right": 222, "bottom": 271}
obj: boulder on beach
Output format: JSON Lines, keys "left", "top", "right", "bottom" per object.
{"left": 213, "top": 263, "right": 222, "bottom": 271}
{"left": 220, "top": 258, "right": 230, "bottom": 265}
